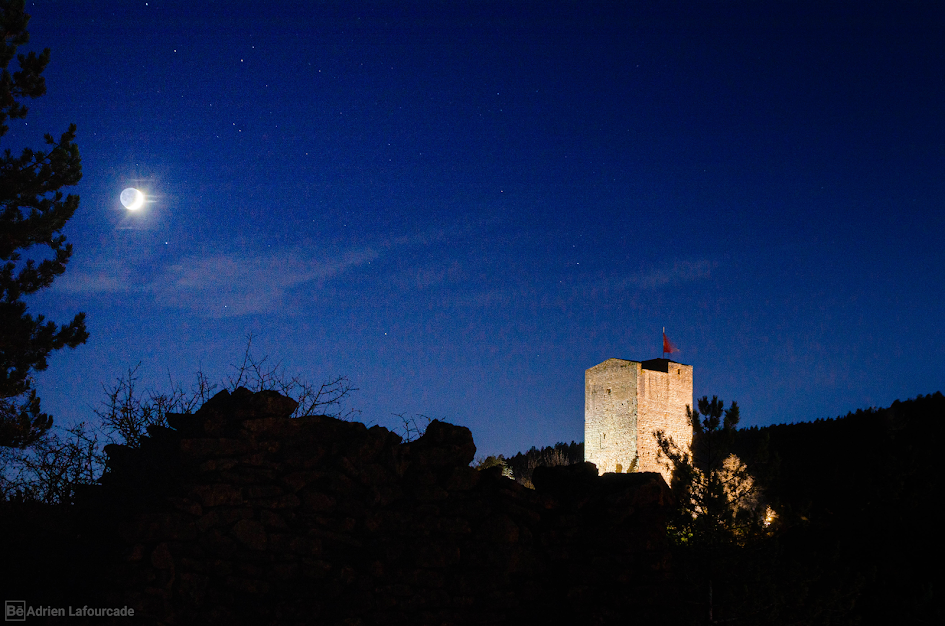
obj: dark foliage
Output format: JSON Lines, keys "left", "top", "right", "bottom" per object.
{"left": 0, "top": 420, "right": 104, "bottom": 504}
{"left": 657, "top": 391, "right": 945, "bottom": 625}
{"left": 95, "top": 336, "right": 358, "bottom": 449}
{"left": 0, "top": 0, "right": 86, "bottom": 449}
{"left": 3, "top": 389, "right": 676, "bottom": 625}
{"left": 0, "top": 499, "right": 116, "bottom": 611}
{"left": 655, "top": 397, "right": 780, "bottom": 624}
{"left": 1, "top": 337, "right": 358, "bottom": 504}
{"left": 652, "top": 393, "right": 945, "bottom": 625}
{"left": 732, "top": 391, "right": 945, "bottom": 626}
{"left": 503, "top": 440, "right": 583, "bottom": 488}
{"left": 657, "top": 396, "right": 770, "bottom": 546}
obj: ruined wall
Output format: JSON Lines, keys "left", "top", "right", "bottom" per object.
{"left": 638, "top": 359, "right": 694, "bottom": 486}
{"left": 84, "top": 387, "right": 675, "bottom": 626}
{"left": 585, "top": 358, "right": 640, "bottom": 474}
{"left": 585, "top": 358, "right": 693, "bottom": 483}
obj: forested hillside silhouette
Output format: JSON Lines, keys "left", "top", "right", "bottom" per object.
{"left": 504, "top": 441, "right": 583, "bottom": 488}
{"left": 731, "top": 392, "right": 944, "bottom": 625}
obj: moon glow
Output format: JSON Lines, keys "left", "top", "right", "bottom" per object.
{"left": 120, "top": 188, "right": 145, "bottom": 210}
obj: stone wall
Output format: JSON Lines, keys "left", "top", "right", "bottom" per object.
{"left": 584, "top": 358, "right": 640, "bottom": 474}
{"left": 638, "top": 359, "right": 693, "bottom": 485}
{"left": 585, "top": 357, "right": 693, "bottom": 482}
{"left": 84, "top": 387, "right": 675, "bottom": 626}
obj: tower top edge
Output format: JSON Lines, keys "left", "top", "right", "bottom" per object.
{"left": 586, "top": 357, "right": 692, "bottom": 373}
{"left": 640, "top": 358, "right": 692, "bottom": 371}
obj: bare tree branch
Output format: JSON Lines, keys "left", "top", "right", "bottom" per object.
{"left": 0, "top": 421, "right": 104, "bottom": 504}
{"left": 2, "top": 335, "right": 358, "bottom": 503}
{"left": 391, "top": 412, "right": 431, "bottom": 442}
{"left": 224, "top": 333, "right": 359, "bottom": 419}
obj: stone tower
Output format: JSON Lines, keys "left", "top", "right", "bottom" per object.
{"left": 584, "top": 358, "right": 693, "bottom": 485}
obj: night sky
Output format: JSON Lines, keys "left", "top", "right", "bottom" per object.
{"left": 16, "top": 1, "right": 945, "bottom": 458}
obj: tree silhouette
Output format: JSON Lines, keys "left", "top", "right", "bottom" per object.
{"left": 96, "top": 335, "right": 359, "bottom": 448}
{"left": 656, "top": 396, "right": 773, "bottom": 623}
{"left": 0, "top": 0, "right": 86, "bottom": 448}
{"left": 657, "top": 396, "right": 768, "bottom": 545}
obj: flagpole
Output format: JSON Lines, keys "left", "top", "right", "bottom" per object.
{"left": 662, "top": 326, "right": 665, "bottom": 358}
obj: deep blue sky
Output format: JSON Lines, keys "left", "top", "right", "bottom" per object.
{"left": 15, "top": 0, "right": 945, "bottom": 457}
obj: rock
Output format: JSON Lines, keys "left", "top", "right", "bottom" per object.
{"left": 81, "top": 388, "right": 672, "bottom": 625}
{"left": 150, "top": 543, "right": 174, "bottom": 570}
{"left": 232, "top": 519, "right": 267, "bottom": 551}
{"left": 531, "top": 461, "right": 601, "bottom": 501}
{"left": 245, "top": 389, "right": 298, "bottom": 419}
{"left": 407, "top": 420, "right": 477, "bottom": 467}
{"left": 190, "top": 483, "right": 243, "bottom": 507}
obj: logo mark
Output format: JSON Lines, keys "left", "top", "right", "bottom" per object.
{"left": 4, "top": 601, "right": 26, "bottom": 622}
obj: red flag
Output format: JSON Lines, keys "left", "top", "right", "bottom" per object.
{"left": 663, "top": 332, "right": 677, "bottom": 355}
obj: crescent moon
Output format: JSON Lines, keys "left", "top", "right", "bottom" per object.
{"left": 120, "top": 188, "right": 145, "bottom": 211}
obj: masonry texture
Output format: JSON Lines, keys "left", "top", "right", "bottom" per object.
{"left": 51, "top": 387, "right": 678, "bottom": 625}
{"left": 585, "top": 358, "right": 693, "bottom": 484}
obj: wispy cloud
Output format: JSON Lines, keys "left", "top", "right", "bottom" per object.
{"left": 389, "top": 260, "right": 465, "bottom": 291}
{"left": 432, "top": 259, "right": 717, "bottom": 310}
{"left": 55, "top": 221, "right": 458, "bottom": 317}
{"left": 56, "top": 260, "right": 135, "bottom": 294}
{"left": 615, "top": 258, "right": 716, "bottom": 290}
{"left": 152, "top": 247, "right": 379, "bottom": 316}
{"left": 578, "top": 258, "right": 717, "bottom": 300}
{"left": 56, "top": 245, "right": 379, "bottom": 317}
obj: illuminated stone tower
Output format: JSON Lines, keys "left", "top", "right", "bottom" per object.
{"left": 584, "top": 358, "right": 693, "bottom": 485}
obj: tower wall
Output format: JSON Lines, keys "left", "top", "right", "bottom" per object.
{"left": 638, "top": 359, "right": 693, "bottom": 486}
{"left": 585, "top": 359, "right": 640, "bottom": 474}
{"left": 585, "top": 357, "right": 693, "bottom": 484}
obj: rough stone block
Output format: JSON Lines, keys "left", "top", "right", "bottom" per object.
{"left": 180, "top": 437, "right": 251, "bottom": 458}
{"left": 190, "top": 483, "right": 244, "bottom": 507}
{"left": 150, "top": 543, "right": 174, "bottom": 570}
{"left": 85, "top": 387, "right": 674, "bottom": 625}
{"left": 231, "top": 519, "right": 267, "bottom": 551}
